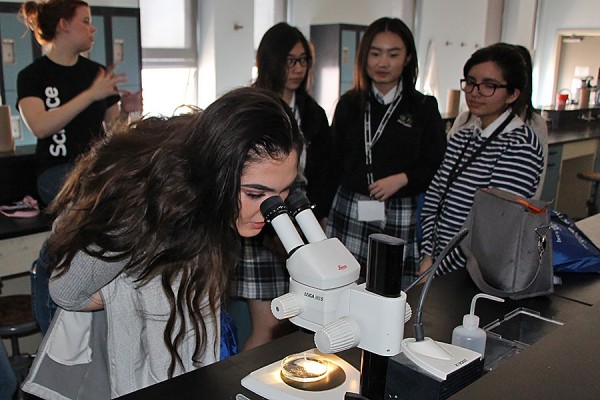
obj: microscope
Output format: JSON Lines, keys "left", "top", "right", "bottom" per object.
{"left": 263, "top": 192, "right": 409, "bottom": 358}
{"left": 240, "top": 192, "right": 409, "bottom": 399}
{"left": 241, "top": 192, "right": 481, "bottom": 400}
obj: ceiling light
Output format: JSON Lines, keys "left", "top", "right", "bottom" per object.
{"left": 562, "top": 35, "right": 584, "bottom": 43}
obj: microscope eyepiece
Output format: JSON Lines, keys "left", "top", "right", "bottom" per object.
{"left": 284, "top": 191, "right": 327, "bottom": 243}
{"left": 284, "top": 191, "right": 312, "bottom": 218}
{"left": 260, "top": 195, "right": 288, "bottom": 223}
{"left": 260, "top": 195, "right": 306, "bottom": 255}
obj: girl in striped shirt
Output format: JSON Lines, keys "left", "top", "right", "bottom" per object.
{"left": 419, "top": 44, "right": 544, "bottom": 276}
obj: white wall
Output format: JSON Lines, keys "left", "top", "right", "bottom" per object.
{"left": 502, "top": 0, "right": 537, "bottom": 48}
{"left": 200, "top": 0, "right": 415, "bottom": 107}
{"left": 288, "top": 0, "right": 416, "bottom": 39}
{"left": 254, "top": 0, "right": 287, "bottom": 49}
{"left": 197, "top": 0, "right": 600, "bottom": 111}
{"left": 213, "top": 0, "right": 254, "bottom": 97}
{"left": 415, "top": 0, "right": 501, "bottom": 114}
{"left": 88, "top": 0, "right": 138, "bottom": 7}
{"left": 197, "top": 0, "right": 254, "bottom": 108}
{"left": 286, "top": 0, "right": 504, "bottom": 114}
{"left": 286, "top": 0, "right": 600, "bottom": 112}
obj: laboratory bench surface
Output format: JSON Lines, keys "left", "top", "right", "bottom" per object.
{"left": 118, "top": 268, "right": 600, "bottom": 400}
{"left": 0, "top": 213, "right": 51, "bottom": 241}
{"left": 1, "top": 144, "right": 51, "bottom": 276}
{"left": 547, "top": 123, "right": 600, "bottom": 145}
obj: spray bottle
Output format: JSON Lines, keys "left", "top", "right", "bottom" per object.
{"left": 451, "top": 293, "right": 504, "bottom": 357}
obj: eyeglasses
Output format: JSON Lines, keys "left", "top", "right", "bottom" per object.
{"left": 286, "top": 56, "right": 309, "bottom": 68}
{"left": 460, "top": 78, "right": 509, "bottom": 97}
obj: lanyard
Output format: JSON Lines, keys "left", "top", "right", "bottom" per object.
{"left": 363, "top": 90, "right": 402, "bottom": 185}
{"left": 431, "top": 112, "right": 514, "bottom": 256}
{"left": 445, "top": 112, "right": 514, "bottom": 192}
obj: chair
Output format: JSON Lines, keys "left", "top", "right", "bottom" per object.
{"left": 577, "top": 171, "right": 600, "bottom": 217}
{"left": 0, "top": 295, "right": 40, "bottom": 399}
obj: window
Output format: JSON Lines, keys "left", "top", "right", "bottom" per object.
{"left": 139, "top": 0, "right": 197, "bottom": 116}
{"left": 140, "top": 0, "right": 189, "bottom": 49}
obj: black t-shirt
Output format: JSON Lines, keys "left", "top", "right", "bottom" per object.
{"left": 17, "top": 56, "right": 120, "bottom": 175}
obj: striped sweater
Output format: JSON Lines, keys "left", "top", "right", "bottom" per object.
{"left": 420, "top": 111, "right": 544, "bottom": 274}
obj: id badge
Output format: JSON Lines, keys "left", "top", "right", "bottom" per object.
{"left": 357, "top": 200, "right": 385, "bottom": 221}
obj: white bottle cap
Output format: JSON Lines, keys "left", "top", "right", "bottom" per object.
{"left": 463, "top": 314, "right": 480, "bottom": 330}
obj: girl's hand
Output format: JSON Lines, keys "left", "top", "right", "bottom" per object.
{"left": 369, "top": 173, "right": 408, "bottom": 201}
{"left": 120, "top": 90, "right": 143, "bottom": 113}
{"left": 88, "top": 66, "right": 127, "bottom": 101}
{"left": 418, "top": 255, "right": 433, "bottom": 280}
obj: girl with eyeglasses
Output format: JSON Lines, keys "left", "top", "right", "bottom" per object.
{"left": 232, "top": 22, "right": 332, "bottom": 350}
{"left": 323, "top": 17, "right": 447, "bottom": 286}
{"left": 419, "top": 43, "right": 545, "bottom": 276}
{"left": 448, "top": 44, "right": 549, "bottom": 200}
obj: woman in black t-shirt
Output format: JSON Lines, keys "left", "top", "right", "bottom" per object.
{"left": 17, "top": 0, "right": 142, "bottom": 205}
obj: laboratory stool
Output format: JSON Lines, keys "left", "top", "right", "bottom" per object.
{"left": 577, "top": 171, "right": 600, "bottom": 217}
{"left": 0, "top": 295, "right": 40, "bottom": 398}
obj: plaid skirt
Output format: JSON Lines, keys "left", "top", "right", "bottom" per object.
{"left": 231, "top": 231, "right": 290, "bottom": 300}
{"left": 325, "top": 186, "right": 420, "bottom": 284}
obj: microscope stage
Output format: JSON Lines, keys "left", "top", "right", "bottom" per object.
{"left": 241, "top": 348, "right": 360, "bottom": 399}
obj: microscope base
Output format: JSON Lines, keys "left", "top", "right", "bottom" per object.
{"left": 241, "top": 348, "right": 359, "bottom": 399}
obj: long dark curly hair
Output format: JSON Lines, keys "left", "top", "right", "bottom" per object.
{"left": 47, "top": 86, "right": 304, "bottom": 377}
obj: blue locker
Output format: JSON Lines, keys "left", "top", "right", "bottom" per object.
{"left": 0, "top": 11, "right": 38, "bottom": 146}
{"left": 111, "top": 15, "right": 141, "bottom": 93}
{"left": 89, "top": 14, "right": 107, "bottom": 66}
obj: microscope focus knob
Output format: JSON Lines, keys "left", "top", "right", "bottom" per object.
{"left": 271, "top": 293, "right": 301, "bottom": 320}
{"left": 314, "top": 317, "right": 361, "bottom": 354}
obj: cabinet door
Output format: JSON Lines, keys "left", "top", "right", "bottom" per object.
{"left": 310, "top": 24, "right": 365, "bottom": 122}
{"left": 596, "top": 139, "right": 600, "bottom": 172}
{"left": 111, "top": 15, "right": 141, "bottom": 93}
{"left": 0, "top": 11, "right": 38, "bottom": 146}
{"left": 540, "top": 144, "right": 563, "bottom": 203}
{"left": 89, "top": 14, "right": 107, "bottom": 66}
{"left": 340, "top": 30, "right": 356, "bottom": 96}
{"left": 89, "top": 11, "right": 141, "bottom": 92}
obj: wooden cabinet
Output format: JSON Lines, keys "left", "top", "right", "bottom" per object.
{"left": 0, "top": 3, "right": 141, "bottom": 148}
{"left": 310, "top": 24, "right": 366, "bottom": 122}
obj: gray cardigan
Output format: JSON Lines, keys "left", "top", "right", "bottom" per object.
{"left": 23, "top": 251, "right": 220, "bottom": 399}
